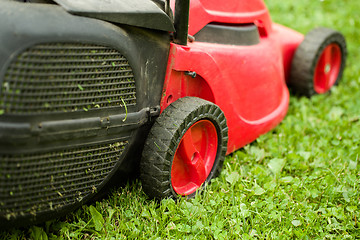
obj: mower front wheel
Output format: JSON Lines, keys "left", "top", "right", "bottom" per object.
{"left": 289, "top": 27, "right": 347, "bottom": 97}
{"left": 140, "top": 97, "right": 228, "bottom": 199}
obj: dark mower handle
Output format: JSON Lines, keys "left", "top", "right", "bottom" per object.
{"left": 173, "top": 0, "right": 190, "bottom": 45}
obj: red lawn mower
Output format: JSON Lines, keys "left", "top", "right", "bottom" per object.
{"left": 0, "top": 0, "right": 346, "bottom": 227}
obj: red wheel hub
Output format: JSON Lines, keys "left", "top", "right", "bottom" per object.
{"left": 313, "top": 43, "right": 342, "bottom": 94}
{"left": 171, "top": 120, "right": 218, "bottom": 196}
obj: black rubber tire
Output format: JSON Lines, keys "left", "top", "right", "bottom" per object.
{"left": 140, "top": 97, "right": 228, "bottom": 199}
{"left": 289, "top": 27, "right": 347, "bottom": 97}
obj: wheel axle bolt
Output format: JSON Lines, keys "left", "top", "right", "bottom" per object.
{"left": 324, "top": 64, "right": 331, "bottom": 74}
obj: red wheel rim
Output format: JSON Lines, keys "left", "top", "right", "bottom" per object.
{"left": 171, "top": 120, "right": 218, "bottom": 196}
{"left": 313, "top": 43, "right": 342, "bottom": 94}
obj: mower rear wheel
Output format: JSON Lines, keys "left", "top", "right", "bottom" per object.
{"left": 289, "top": 28, "right": 347, "bottom": 97}
{"left": 140, "top": 97, "right": 228, "bottom": 199}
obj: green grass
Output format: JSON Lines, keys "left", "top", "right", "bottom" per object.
{"left": 2, "top": 0, "right": 360, "bottom": 239}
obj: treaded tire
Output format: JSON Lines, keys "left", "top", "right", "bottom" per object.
{"left": 289, "top": 27, "right": 347, "bottom": 97}
{"left": 140, "top": 97, "right": 228, "bottom": 199}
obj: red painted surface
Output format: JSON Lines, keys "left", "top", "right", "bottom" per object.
{"left": 163, "top": 0, "right": 304, "bottom": 155}
{"left": 272, "top": 24, "right": 304, "bottom": 81}
{"left": 171, "top": 120, "right": 218, "bottom": 195}
{"left": 170, "top": 0, "right": 272, "bottom": 36}
{"left": 314, "top": 43, "right": 342, "bottom": 94}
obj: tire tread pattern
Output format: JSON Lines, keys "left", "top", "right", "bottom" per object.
{"left": 289, "top": 27, "right": 347, "bottom": 97}
{"left": 140, "top": 97, "right": 228, "bottom": 199}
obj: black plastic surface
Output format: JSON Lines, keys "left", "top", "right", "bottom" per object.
{"left": 174, "top": 0, "right": 190, "bottom": 45}
{"left": 53, "top": 0, "right": 175, "bottom": 32}
{"left": 0, "top": 1, "right": 170, "bottom": 227}
{"left": 194, "top": 24, "right": 260, "bottom": 46}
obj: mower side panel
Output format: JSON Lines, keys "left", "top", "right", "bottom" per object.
{"left": 0, "top": 1, "right": 169, "bottom": 227}
{"left": 160, "top": 22, "right": 304, "bottom": 154}
{"left": 272, "top": 24, "right": 304, "bottom": 81}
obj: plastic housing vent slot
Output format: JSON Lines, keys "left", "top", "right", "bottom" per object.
{"left": 0, "top": 43, "right": 136, "bottom": 115}
{"left": 194, "top": 23, "right": 260, "bottom": 46}
{"left": 0, "top": 141, "right": 128, "bottom": 220}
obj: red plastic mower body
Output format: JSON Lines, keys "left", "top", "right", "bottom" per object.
{"left": 162, "top": 0, "right": 303, "bottom": 153}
